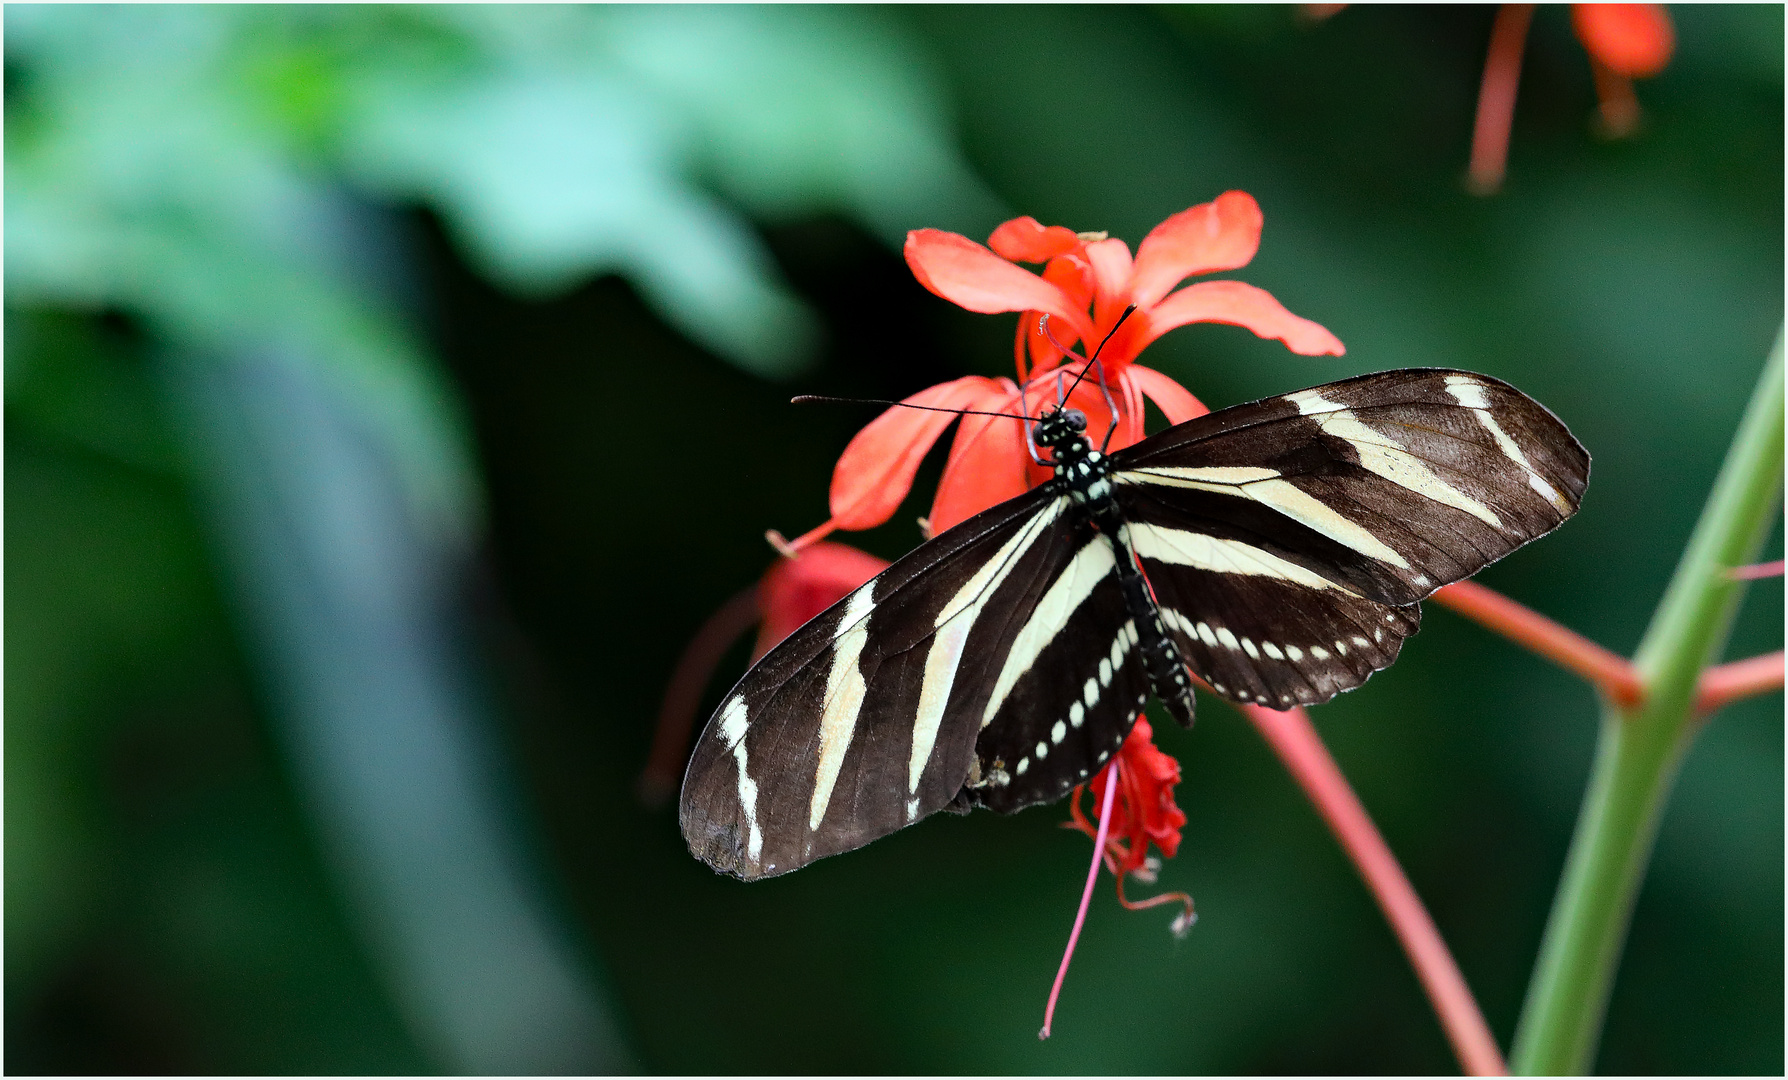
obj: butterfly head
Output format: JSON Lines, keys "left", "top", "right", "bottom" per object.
{"left": 1032, "top": 406, "right": 1091, "bottom": 463}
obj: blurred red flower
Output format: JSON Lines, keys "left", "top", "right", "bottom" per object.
{"left": 1470, "top": 3, "right": 1676, "bottom": 193}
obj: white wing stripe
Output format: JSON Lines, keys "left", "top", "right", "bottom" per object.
{"left": 1444, "top": 376, "right": 1572, "bottom": 513}
{"left": 1283, "top": 387, "right": 1503, "bottom": 527}
{"left": 1128, "top": 522, "right": 1358, "bottom": 594}
{"left": 981, "top": 537, "right": 1117, "bottom": 727}
{"left": 718, "top": 695, "right": 764, "bottom": 863}
{"left": 907, "top": 500, "right": 1064, "bottom": 805}
{"left": 809, "top": 586, "right": 875, "bottom": 831}
{"left": 1119, "top": 466, "right": 1411, "bottom": 569}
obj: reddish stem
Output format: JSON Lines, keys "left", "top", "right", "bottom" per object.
{"left": 1468, "top": 3, "right": 1537, "bottom": 195}
{"left": 1432, "top": 580, "right": 1644, "bottom": 706}
{"left": 638, "top": 585, "right": 762, "bottom": 805}
{"left": 1728, "top": 559, "right": 1785, "bottom": 580}
{"left": 1695, "top": 651, "right": 1786, "bottom": 716}
{"left": 1241, "top": 703, "right": 1508, "bottom": 1077}
{"left": 1041, "top": 759, "right": 1119, "bottom": 1040}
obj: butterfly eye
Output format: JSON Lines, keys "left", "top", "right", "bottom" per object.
{"left": 1063, "top": 408, "right": 1087, "bottom": 432}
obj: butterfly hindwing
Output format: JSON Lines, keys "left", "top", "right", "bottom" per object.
{"left": 964, "top": 525, "right": 1153, "bottom": 814}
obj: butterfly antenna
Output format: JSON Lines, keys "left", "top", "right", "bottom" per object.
{"left": 791, "top": 394, "right": 1034, "bottom": 422}
{"left": 1038, "top": 310, "right": 1127, "bottom": 445}
{"left": 1062, "top": 305, "right": 1137, "bottom": 403}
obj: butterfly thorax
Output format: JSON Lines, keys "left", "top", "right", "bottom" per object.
{"left": 1036, "top": 410, "right": 1115, "bottom": 511}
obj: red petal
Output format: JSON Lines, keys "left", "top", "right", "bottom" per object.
{"left": 905, "top": 230, "right": 1094, "bottom": 338}
{"left": 989, "top": 217, "right": 1083, "bottom": 263}
{"left": 1572, "top": 3, "right": 1673, "bottom": 78}
{"left": 756, "top": 542, "right": 889, "bottom": 658}
{"left": 1140, "top": 280, "right": 1345, "bottom": 356}
{"left": 1127, "top": 364, "right": 1210, "bottom": 425}
{"left": 1114, "top": 368, "right": 1147, "bottom": 451}
{"left": 1043, "top": 254, "right": 1096, "bottom": 315}
{"left": 1128, "top": 192, "right": 1264, "bottom": 309}
{"left": 1084, "top": 237, "right": 1136, "bottom": 324}
{"left": 1085, "top": 717, "right": 1186, "bottom": 871}
{"left": 928, "top": 384, "right": 1030, "bottom": 533}
{"left": 828, "top": 377, "right": 1009, "bottom": 531}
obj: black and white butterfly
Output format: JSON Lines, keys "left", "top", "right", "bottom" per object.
{"left": 680, "top": 368, "right": 1588, "bottom": 880}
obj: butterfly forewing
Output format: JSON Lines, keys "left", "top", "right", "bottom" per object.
{"left": 1108, "top": 368, "right": 1587, "bottom": 707}
{"left": 1116, "top": 369, "right": 1588, "bottom": 605}
{"left": 681, "top": 487, "right": 1092, "bottom": 879}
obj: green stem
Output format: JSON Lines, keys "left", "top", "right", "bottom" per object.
{"left": 1510, "top": 329, "right": 1785, "bottom": 1075}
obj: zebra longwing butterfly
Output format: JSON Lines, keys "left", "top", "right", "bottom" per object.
{"left": 681, "top": 368, "right": 1588, "bottom": 880}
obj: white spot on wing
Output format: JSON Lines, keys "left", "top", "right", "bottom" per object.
{"left": 1286, "top": 644, "right": 1303, "bottom": 661}
{"left": 1285, "top": 388, "right": 1344, "bottom": 415}
{"left": 1216, "top": 626, "right": 1241, "bottom": 650}
{"left": 1052, "top": 720, "right": 1067, "bottom": 744}
{"left": 1262, "top": 641, "right": 1285, "bottom": 660}
{"left": 1240, "top": 636, "right": 1260, "bottom": 659}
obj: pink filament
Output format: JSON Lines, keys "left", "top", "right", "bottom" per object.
{"left": 1040, "top": 760, "right": 1120, "bottom": 1039}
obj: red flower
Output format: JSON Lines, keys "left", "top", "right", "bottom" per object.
{"left": 782, "top": 193, "right": 1345, "bottom": 550}
{"left": 752, "top": 541, "right": 890, "bottom": 661}
{"left": 1066, "top": 718, "right": 1197, "bottom": 931}
{"left": 1573, "top": 3, "right": 1675, "bottom": 79}
{"left": 642, "top": 542, "right": 889, "bottom": 803}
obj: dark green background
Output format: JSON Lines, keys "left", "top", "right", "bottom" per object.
{"left": 7, "top": 5, "right": 1781, "bottom": 1074}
